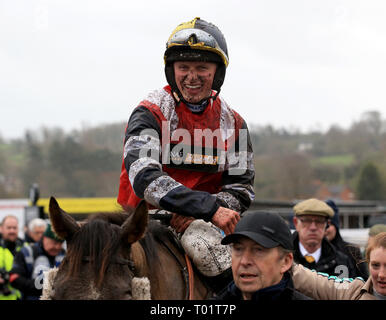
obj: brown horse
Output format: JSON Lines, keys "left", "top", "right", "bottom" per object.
{"left": 46, "top": 197, "right": 211, "bottom": 300}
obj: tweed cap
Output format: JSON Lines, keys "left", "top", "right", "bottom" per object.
{"left": 293, "top": 198, "right": 334, "bottom": 218}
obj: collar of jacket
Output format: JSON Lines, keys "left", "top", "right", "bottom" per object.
{"left": 225, "top": 272, "right": 292, "bottom": 301}
{"left": 361, "top": 277, "right": 373, "bottom": 295}
{"left": 292, "top": 232, "right": 337, "bottom": 263}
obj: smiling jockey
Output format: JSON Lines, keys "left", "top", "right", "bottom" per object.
{"left": 117, "top": 17, "right": 255, "bottom": 294}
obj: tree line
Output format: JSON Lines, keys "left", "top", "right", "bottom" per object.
{"left": 0, "top": 110, "right": 385, "bottom": 201}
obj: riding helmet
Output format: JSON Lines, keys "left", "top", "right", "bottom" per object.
{"left": 164, "top": 17, "right": 229, "bottom": 95}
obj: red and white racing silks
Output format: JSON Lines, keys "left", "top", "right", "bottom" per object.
{"left": 117, "top": 85, "right": 254, "bottom": 221}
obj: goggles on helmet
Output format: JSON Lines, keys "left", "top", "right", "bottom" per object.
{"left": 166, "top": 28, "right": 229, "bottom": 67}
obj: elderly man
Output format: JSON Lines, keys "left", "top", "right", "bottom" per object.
{"left": 217, "top": 211, "right": 311, "bottom": 300}
{"left": 292, "top": 198, "right": 353, "bottom": 278}
{"left": 117, "top": 17, "right": 254, "bottom": 293}
{"left": 10, "top": 223, "right": 65, "bottom": 300}
{"left": 24, "top": 218, "right": 47, "bottom": 244}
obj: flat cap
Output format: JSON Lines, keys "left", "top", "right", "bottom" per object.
{"left": 293, "top": 198, "right": 334, "bottom": 218}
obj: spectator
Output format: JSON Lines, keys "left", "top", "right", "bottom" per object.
{"left": 10, "top": 223, "right": 65, "bottom": 300}
{"left": 217, "top": 211, "right": 311, "bottom": 300}
{"left": 325, "top": 199, "right": 368, "bottom": 280}
{"left": 292, "top": 232, "right": 386, "bottom": 300}
{"left": 368, "top": 224, "right": 386, "bottom": 248}
{"left": 24, "top": 218, "right": 47, "bottom": 244}
{"left": 292, "top": 198, "right": 354, "bottom": 278}
{"left": 0, "top": 215, "right": 24, "bottom": 300}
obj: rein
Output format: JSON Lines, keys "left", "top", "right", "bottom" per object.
{"left": 149, "top": 212, "right": 195, "bottom": 300}
{"left": 157, "top": 239, "right": 194, "bottom": 300}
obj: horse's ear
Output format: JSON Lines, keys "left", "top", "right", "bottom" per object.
{"left": 120, "top": 200, "right": 148, "bottom": 244}
{"left": 49, "top": 196, "right": 80, "bottom": 240}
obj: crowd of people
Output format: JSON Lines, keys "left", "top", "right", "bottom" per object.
{"left": 0, "top": 216, "right": 66, "bottom": 300}
{"left": 1, "top": 200, "right": 383, "bottom": 301}
{"left": 217, "top": 200, "right": 386, "bottom": 301}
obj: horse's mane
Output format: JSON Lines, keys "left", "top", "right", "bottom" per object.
{"left": 61, "top": 211, "right": 179, "bottom": 288}
{"left": 139, "top": 220, "right": 183, "bottom": 271}
{"left": 61, "top": 212, "right": 129, "bottom": 287}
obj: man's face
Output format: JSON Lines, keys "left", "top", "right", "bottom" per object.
{"left": 294, "top": 215, "right": 327, "bottom": 251}
{"left": 231, "top": 237, "right": 293, "bottom": 300}
{"left": 369, "top": 247, "right": 386, "bottom": 295}
{"left": 42, "top": 237, "right": 63, "bottom": 256}
{"left": 173, "top": 61, "right": 217, "bottom": 104}
{"left": 1, "top": 217, "right": 19, "bottom": 242}
{"left": 29, "top": 226, "right": 46, "bottom": 242}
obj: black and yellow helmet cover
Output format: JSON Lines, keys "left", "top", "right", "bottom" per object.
{"left": 164, "top": 17, "right": 229, "bottom": 94}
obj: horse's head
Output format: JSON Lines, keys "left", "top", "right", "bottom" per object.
{"left": 48, "top": 197, "right": 148, "bottom": 300}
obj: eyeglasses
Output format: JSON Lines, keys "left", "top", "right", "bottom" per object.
{"left": 298, "top": 217, "right": 327, "bottom": 228}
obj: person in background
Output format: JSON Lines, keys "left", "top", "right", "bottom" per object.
{"left": 0, "top": 215, "right": 24, "bottom": 300}
{"left": 292, "top": 198, "right": 354, "bottom": 278}
{"left": 10, "top": 223, "right": 65, "bottom": 300}
{"left": 24, "top": 218, "right": 47, "bottom": 244}
{"left": 217, "top": 211, "right": 311, "bottom": 300}
{"left": 367, "top": 224, "right": 386, "bottom": 248}
{"left": 325, "top": 199, "right": 368, "bottom": 280}
{"left": 292, "top": 232, "right": 386, "bottom": 300}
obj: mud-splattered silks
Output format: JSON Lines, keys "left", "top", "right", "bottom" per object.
{"left": 117, "top": 85, "right": 255, "bottom": 220}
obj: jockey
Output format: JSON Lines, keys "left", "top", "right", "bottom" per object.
{"left": 117, "top": 17, "right": 255, "bottom": 294}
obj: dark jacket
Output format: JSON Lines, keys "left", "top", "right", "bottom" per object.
{"left": 292, "top": 232, "right": 355, "bottom": 278}
{"left": 10, "top": 241, "right": 65, "bottom": 300}
{"left": 330, "top": 229, "right": 368, "bottom": 280}
{"left": 23, "top": 233, "right": 36, "bottom": 245}
{"left": 216, "top": 273, "right": 312, "bottom": 301}
{"left": 0, "top": 238, "right": 25, "bottom": 256}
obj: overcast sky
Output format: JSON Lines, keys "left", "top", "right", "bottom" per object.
{"left": 1, "top": 0, "right": 386, "bottom": 140}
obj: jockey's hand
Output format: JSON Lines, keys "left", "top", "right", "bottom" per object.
{"left": 211, "top": 206, "right": 240, "bottom": 235}
{"left": 170, "top": 213, "right": 195, "bottom": 234}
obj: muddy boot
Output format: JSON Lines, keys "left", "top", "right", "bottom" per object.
{"left": 180, "top": 219, "right": 232, "bottom": 277}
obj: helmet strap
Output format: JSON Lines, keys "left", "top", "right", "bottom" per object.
{"left": 172, "top": 89, "right": 220, "bottom": 109}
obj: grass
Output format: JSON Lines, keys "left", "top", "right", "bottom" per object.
{"left": 313, "top": 154, "right": 355, "bottom": 166}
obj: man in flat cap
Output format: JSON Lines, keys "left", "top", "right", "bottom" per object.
{"left": 217, "top": 211, "right": 311, "bottom": 300}
{"left": 292, "top": 198, "right": 353, "bottom": 278}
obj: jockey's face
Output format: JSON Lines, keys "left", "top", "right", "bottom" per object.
{"left": 231, "top": 237, "right": 293, "bottom": 300}
{"left": 173, "top": 61, "right": 217, "bottom": 104}
{"left": 43, "top": 236, "right": 63, "bottom": 256}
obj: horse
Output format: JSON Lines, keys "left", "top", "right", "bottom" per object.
{"left": 44, "top": 196, "right": 212, "bottom": 300}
